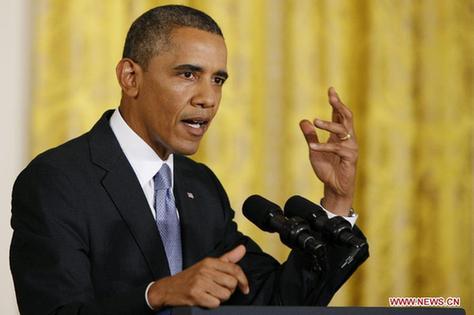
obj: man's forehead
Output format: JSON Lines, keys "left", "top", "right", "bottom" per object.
{"left": 153, "top": 27, "right": 227, "bottom": 70}
{"left": 167, "top": 27, "right": 226, "bottom": 50}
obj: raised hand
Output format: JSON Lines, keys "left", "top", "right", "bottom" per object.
{"left": 299, "top": 87, "right": 358, "bottom": 216}
{"left": 147, "top": 245, "right": 249, "bottom": 310}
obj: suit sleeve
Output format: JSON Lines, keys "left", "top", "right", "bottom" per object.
{"left": 10, "top": 161, "right": 152, "bottom": 315}
{"left": 199, "top": 163, "right": 369, "bottom": 306}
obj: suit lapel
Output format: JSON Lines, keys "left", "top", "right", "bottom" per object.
{"left": 89, "top": 111, "right": 170, "bottom": 279}
{"left": 101, "top": 157, "right": 171, "bottom": 279}
{"left": 174, "top": 156, "right": 212, "bottom": 268}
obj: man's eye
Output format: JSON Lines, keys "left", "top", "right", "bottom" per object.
{"left": 182, "top": 72, "right": 194, "bottom": 79}
{"left": 214, "top": 77, "right": 226, "bottom": 86}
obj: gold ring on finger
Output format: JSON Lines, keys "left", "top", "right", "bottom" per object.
{"left": 339, "top": 133, "right": 351, "bottom": 141}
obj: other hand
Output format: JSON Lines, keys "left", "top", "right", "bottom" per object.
{"left": 299, "top": 87, "right": 358, "bottom": 216}
{"left": 147, "top": 245, "right": 249, "bottom": 310}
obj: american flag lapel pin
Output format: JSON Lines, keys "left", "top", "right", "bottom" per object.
{"left": 186, "top": 192, "right": 194, "bottom": 199}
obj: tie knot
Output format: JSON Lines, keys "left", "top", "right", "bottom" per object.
{"left": 154, "top": 164, "right": 172, "bottom": 190}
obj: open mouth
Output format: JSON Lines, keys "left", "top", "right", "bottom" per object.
{"left": 181, "top": 119, "right": 209, "bottom": 129}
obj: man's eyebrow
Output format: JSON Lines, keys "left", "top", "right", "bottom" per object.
{"left": 173, "top": 64, "right": 228, "bottom": 79}
{"left": 173, "top": 64, "right": 203, "bottom": 72}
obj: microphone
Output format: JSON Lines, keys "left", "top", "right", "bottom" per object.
{"left": 242, "top": 195, "right": 325, "bottom": 257}
{"left": 284, "top": 195, "right": 368, "bottom": 268}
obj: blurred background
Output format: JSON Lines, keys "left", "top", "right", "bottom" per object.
{"left": 1, "top": 0, "right": 472, "bottom": 313}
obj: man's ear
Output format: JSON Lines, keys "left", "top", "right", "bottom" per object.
{"left": 116, "top": 58, "right": 142, "bottom": 97}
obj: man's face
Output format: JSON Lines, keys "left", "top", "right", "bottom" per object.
{"left": 128, "top": 27, "right": 228, "bottom": 159}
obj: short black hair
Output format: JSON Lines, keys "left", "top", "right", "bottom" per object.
{"left": 122, "top": 5, "right": 223, "bottom": 69}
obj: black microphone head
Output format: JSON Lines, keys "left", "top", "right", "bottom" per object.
{"left": 284, "top": 195, "right": 326, "bottom": 220}
{"left": 242, "top": 195, "right": 283, "bottom": 232}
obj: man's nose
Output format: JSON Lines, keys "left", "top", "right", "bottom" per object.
{"left": 191, "top": 81, "right": 218, "bottom": 108}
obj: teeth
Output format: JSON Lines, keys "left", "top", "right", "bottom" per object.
{"left": 185, "top": 122, "right": 201, "bottom": 129}
{"left": 183, "top": 118, "right": 207, "bottom": 129}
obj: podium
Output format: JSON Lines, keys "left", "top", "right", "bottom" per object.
{"left": 172, "top": 306, "right": 465, "bottom": 315}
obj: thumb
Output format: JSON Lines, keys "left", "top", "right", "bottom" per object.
{"left": 219, "top": 245, "right": 246, "bottom": 263}
{"left": 299, "top": 119, "right": 320, "bottom": 150}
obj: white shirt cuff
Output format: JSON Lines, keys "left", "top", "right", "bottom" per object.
{"left": 145, "top": 281, "right": 155, "bottom": 310}
{"left": 319, "top": 203, "right": 358, "bottom": 227}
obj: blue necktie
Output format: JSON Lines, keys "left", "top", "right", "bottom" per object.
{"left": 154, "top": 164, "right": 182, "bottom": 276}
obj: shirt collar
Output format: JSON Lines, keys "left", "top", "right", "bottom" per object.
{"left": 109, "top": 108, "right": 174, "bottom": 188}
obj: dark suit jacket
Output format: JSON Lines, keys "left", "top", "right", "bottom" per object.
{"left": 10, "top": 111, "right": 368, "bottom": 315}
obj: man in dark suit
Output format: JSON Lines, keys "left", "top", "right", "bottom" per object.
{"left": 10, "top": 5, "right": 368, "bottom": 315}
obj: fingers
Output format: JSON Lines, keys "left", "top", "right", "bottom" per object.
{"left": 182, "top": 258, "right": 248, "bottom": 306}
{"left": 218, "top": 245, "right": 249, "bottom": 294}
{"left": 301, "top": 87, "right": 358, "bottom": 161}
{"left": 300, "top": 117, "right": 354, "bottom": 155}
{"left": 184, "top": 275, "right": 226, "bottom": 308}
{"left": 202, "top": 253, "right": 249, "bottom": 296}
{"left": 219, "top": 244, "right": 246, "bottom": 264}
{"left": 196, "top": 258, "right": 249, "bottom": 302}
{"left": 218, "top": 246, "right": 249, "bottom": 294}
{"left": 314, "top": 118, "right": 349, "bottom": 140}
{"left": 300, "top": 119, "right": 320, "bottom": 150}
{"left": 310, "top": 142, "right": 358, "bottom": 162}
{"left": 197, "top": 275, "right": 234, "bottom": 305}
{"left": 328, "top": 87, "right": 355, "bottom": 133}
{"left": 304, "top": 87, "right": 356, "bottom": 145}
{"left": 148, "top": 252, "right": 250, "bottom": 310}
{"left": 203, "top": 267, "right": 239, "bottom": 293}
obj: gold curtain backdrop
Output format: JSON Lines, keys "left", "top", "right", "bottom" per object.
{"left": 30, "top": 0, "right": 473, "bottom": 311}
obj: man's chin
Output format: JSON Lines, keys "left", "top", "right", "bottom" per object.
{"left": 173, "top": 142, "right": 200, "bottom": 156}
